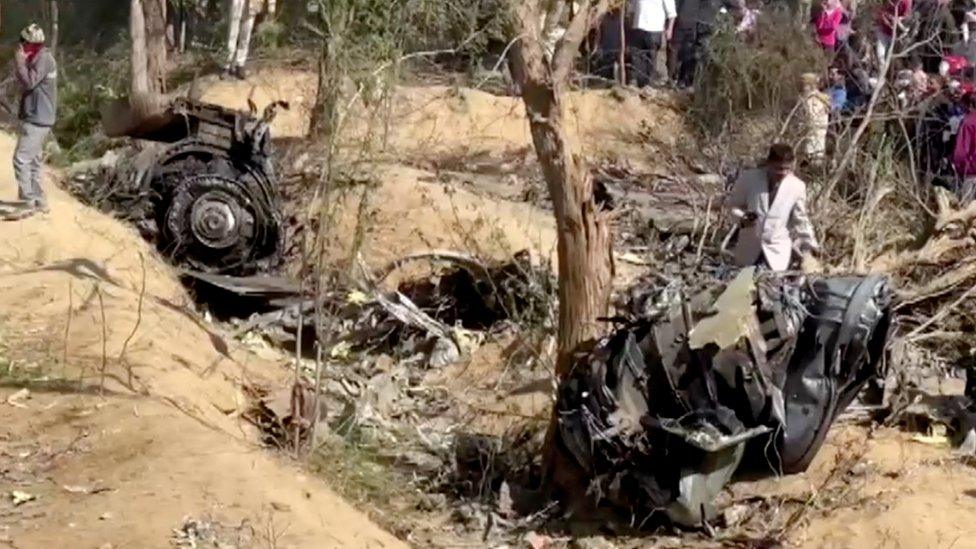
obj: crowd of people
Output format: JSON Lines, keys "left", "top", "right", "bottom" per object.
{"left": 590, "top": 0, "right": 745, "bottom": 88}
{"left": 587, "top": 0, "right": 976, "bottom": 202}
{"left": 580, "top": 0, "right": 976, "bottom": 270}
{"left": 809, "top": 0, "right": 976, "bottom": 201}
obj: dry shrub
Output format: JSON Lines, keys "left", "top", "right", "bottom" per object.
{"left": 693, "top": 10, "right": 828, "bottom": 134}
{"left": 688, "top": 10, "right": 973, "bottom": 365}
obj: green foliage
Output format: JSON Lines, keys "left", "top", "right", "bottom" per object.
{"left": 0, "top": 0, "right": 129, "bottom": 52}
{"left": 304, "top": 0, "right": 510, "bottom": 71}
{"left": 399, "top": 0, "right": 510, "bottom": 58}
{"left": 253, "top": 19, "right": 288, "bottom": 51}
{"left": 53, "top": 42, "right": 130, "bottom": 163}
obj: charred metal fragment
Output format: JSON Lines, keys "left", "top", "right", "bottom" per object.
{"left": 554, "top": 270, "right": 893, "bottom": 528}
{"left": 75, "top": 98, "right": 288, "bottom": 276}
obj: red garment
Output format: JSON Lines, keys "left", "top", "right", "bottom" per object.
{"left": 876, "top": 0, "right": 912, "bottom": 37}
{"left": 815, "top": 8, "right": 845, "bottom": 49}
{"left": 21, "top": 43, "right": 43, "bottom": 64}
{"left": 942, "top": 55, "right": 970, "bottom": 76}
{"left": 953, "top": 111, "right": 976, "bottom": 177}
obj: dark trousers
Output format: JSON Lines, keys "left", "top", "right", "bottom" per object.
{"left": 629, "top": 29, "right": 663, "bottom": 87}
{"left": 674, "top": 24, "right": 713, "bottom": 87}
{"left": 592, "top": 50, "right": 620, "bottom": 81}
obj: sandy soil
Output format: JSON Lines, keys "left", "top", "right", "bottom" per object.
{"left": 188, "top": 71, "right": 976, "bottom": 548}
{"left": 3, "top": 68, "right": 972, "bottom": 548}
{"left": 196, "top": 68, "right": 690, "bottom": 278}
{"left": 0, "top": 132, "right": 403, "bottom": 548}
{"left": 193, "top": 68, "right": 692, "bottom": 163}
{"left": 731, "top": 424, "right": 976, "bottom": 548}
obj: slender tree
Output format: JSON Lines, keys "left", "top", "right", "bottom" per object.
{"left": 131, "top": 0, "right": 150, "bottom": 94}
{"left": 130, "top": 0, "right": 168, "bottom": 96}
{"left": 508, "top": 0, "right": 617, "bottom": 502}
{"left": 49, "top": 1, "right": 60, "bottom": 53}
{"left": 510, "top": 0, "right": 615, "bottom": 377}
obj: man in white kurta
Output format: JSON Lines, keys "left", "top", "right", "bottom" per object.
{"left": 727, "top": 144, "right": 820, "bottom": 271}
{"left": 225, "top": 0, "right": 277, "bottom": 79}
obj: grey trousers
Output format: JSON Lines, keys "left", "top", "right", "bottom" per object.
{"left": 226, "top": 0, "right": 256, "bottom": 69}
{"left": 13, "top": 122, "right": 50, "bottom": 204}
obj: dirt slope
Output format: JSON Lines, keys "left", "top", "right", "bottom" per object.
{"left": 22, "top": 70, "right": 976, "bottom": 547}
{"left": 194, "top": 68, "right": 691, "bottom": 163}
{"left": 0, "top": 133, "right": 402, "bottom": 548}
{"left": 197, "top": 69, "right": 689, "bottom": 274}
{"left": 731, "top": 424, "right": 976, "bottom": 548}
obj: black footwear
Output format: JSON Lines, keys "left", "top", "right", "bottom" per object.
{"left": 232, "top": 65, "right": 248, "bottom": 80}
{"left": 28, "top": 198, "right": 49, "bottom": 214}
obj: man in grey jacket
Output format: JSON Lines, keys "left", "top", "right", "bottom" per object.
{"left": 13, "top": 24, "right": 57, "bottom": 213}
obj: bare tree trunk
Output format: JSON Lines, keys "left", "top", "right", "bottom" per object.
{"left": 131, "top": 0, "right": 150, "bottom": 95}
{"left": 509, "top": 0, "right": 615, "bottom": 504}
{"left": 514, "top": 0, "right": 614, "bottom": 377}
{"left": 166, "top": 0, "right": 177, "bottom": 52}
{"left": 618, "top": 8, "right": 626, "bottom": 85}
{"left": 178, "top": 1, "right": 188, "bottom": 53}
{"left": 49, "top": 1, "right": 59, "bottom": 53}
{"left": 144, "top": 0, "right": 169, "bottom": 94}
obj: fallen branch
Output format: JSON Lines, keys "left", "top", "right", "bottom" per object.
{"left": 905, "top": 283, "right": 976, "bottom": 340}
{"left": 375, "top": 249, "right": 490, "bottom": 283}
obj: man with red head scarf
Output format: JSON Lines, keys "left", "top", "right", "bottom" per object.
{"left": 13, "top": 23, "right": 57, "bottom": 214}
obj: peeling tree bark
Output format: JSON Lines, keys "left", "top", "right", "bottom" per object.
{"left": 509, "top": 0, "right": 616, "bottom": 505}
{"left": 131, "top": 0, "right": 168, "bottom": 95}
{"left": 511, "top": 0, "right": 614, "bottom": 377}
{"left": 131, "top": 0, "right": 150, "bottom": 95}
{"left": 144, "top": 0, "right": 169, "bottom": 94}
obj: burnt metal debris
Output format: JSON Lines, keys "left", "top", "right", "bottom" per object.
{"left": 71, "top": 97, "right": 288, "bottom": 275}
{"left": 554, "top": 268, "right": 893, "bottom": 527}
{"left": 228, "top": 252, "right": 555, "bottom": 360}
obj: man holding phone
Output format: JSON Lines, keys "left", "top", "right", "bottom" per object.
{"left": 12, "top": 23, "right": 57, "bottom": 214}
{"left": 726, "top": 144, "right": 820, "bottom": 272}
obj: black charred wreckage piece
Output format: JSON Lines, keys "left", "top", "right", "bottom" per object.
{"left": 554, "top": 268, "right": 893, "bottom": 528}
{"left": 103, "top": 98, "right": 288, "bottom": 275}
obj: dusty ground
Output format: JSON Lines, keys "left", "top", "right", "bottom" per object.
{"left": 0, "top": 133, "right": 402, "bottom": 548}
{"left": 0, "top": 69, "right": 972, "bottom": 548}
{"left": 734, "top": 425, "right": 976, "bottom": 548}
{"left": 200, "top": 68, "right": 694, "bottom": 282}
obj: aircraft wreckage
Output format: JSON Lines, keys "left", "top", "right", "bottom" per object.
{"left": 554, "top": 268, "right": 893, "bottom": 527}
{"left": 72, "top": 96, "right": 287, "bottom": 275}
{"left": 70, "top": 96, "right": 898, "bottom": 532}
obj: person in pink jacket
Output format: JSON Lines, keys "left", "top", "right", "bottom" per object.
{"left": 951, "top": 93, "right": 976, "bottom": 202}
{"left": 814, "top": 0, "right": 846, "bottom": 51}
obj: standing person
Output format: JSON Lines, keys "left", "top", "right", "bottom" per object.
{"left": 594, "top": 8, "right": 626, "bottom": 81}
{"left": 799, "top": 73, "right": 831, "bottom": 162}
{"left": 827, "top": 66, "right": 848, "bottom": 113}
{"left": 12, "top": 24, "right": 57, "bottom": 214}
{"left": 225, "top": 0, "right": 276, "bottom": 79}
{"left": 726, "top": 144, "right": 820, "bottom": 271}
{"left": 951, "top": 92, "right": 976, "bottom": 201}
{"left": 875, "top": 0, "right": 913, "bottom": 65}
{"left": 814, "top": 0, "right": 847, "bottom": 51}
{"left": 629, "top": 0, "right": 677, "bottom": 87}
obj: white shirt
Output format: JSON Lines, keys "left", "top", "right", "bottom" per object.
{"left": 726, "top": 169, "right": 819, "bottom": 271}
{"left": 631, "top": 0, "right": 677, "bottom": 33}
